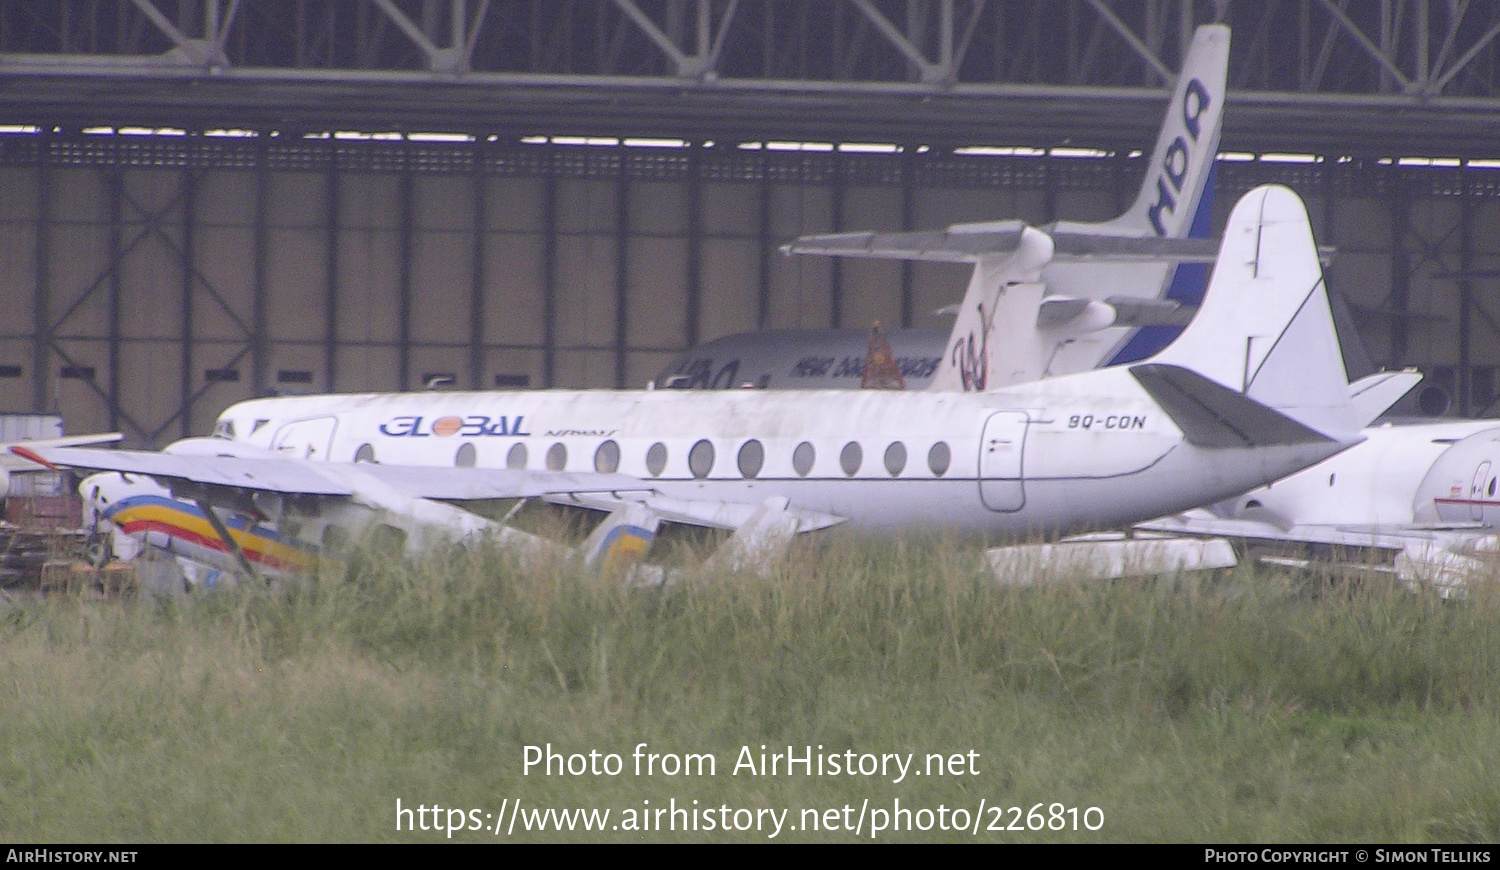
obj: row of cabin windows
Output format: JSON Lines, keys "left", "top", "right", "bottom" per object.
{"left": 353, "top": 439, "right": 955, "bottom": 479}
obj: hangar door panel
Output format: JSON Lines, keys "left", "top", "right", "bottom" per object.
{"left": 979, "top": 411, "right": 1028, "bottom": 512}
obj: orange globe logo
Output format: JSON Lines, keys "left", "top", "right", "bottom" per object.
{"left": 431, "top": 416, "right": 463, "bottom": 437}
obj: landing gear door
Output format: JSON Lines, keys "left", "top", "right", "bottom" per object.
{"left": 980, "top": 411, "right": 1028, "bottom": 512}
{"left": 271, "top": 416, "right": 339, "bottom": 461}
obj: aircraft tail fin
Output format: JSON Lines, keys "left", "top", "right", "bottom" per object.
{"left": 1140, "top": 184, "right": 1361, "bottom": 442}
{"left": 1090, "top": 24, "right": 1228, "bottom": 239}
{"left": 582, "top": 502, "right": 661, "bottom": 575}
{"left": 928, "top": 227, "right": 1054, "bottom": 391}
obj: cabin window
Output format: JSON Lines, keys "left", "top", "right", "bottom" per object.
{"left": 884, "top": 442, "right": 907, "bottom": 477}
{"left": 455, "top": 443, "right": 477, "bottom": 468}
{"left": 737, "top": 439, "right": 764, "bottom": 479}
{"left": 354, "top": 443, "right": 376, "bottom": 463}
{"left": 506, "top": 442, "right": 528, "bottom": 469}
{"left": 792, "top": 441, "right": 815, "bottom": 478}
{"left": 546, "top": 442, "right": 567, "bottom": 471}
{"left": 840, "top": 442, "right": 863, "bottom": 477}
{"left": 646, "top": 442, "right": 668, "bottom": 477}
{"left": 927, "top": 442, "right": 950, "bottom": 477}
{"left": 689, "top": 440, "right": 715, "bottom": 479}
{"left": 595, "top": 440, "right": 621, "bottom": 473}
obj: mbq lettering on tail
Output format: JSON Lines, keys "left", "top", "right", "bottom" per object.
{"left": 1148, "top": 77, "right": 1211, "bottom": 236}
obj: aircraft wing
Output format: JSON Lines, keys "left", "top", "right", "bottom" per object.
{"left": 19, "top": 443, "right": 841, "bottom": 535}
{"left": 1135, "top": 509, "right": 1498, "bottom": 597}
{"left": 1133, "top": 510, "right": 1475, "bottom": 553}
{"left": 13, "top": 444, "right": 650, "bottom": 501}
{"left": 0, "top": 432, "right": 122, "bottom": 472}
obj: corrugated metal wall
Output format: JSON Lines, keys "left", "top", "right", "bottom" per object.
{"left": 1, "top": 132, "right": 1498, "bottom": 446}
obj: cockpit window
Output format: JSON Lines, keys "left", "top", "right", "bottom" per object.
{"left": 212, "top": 419, "right": 235, "bottom": 439}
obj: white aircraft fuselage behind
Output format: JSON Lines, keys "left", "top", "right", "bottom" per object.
{"left": 217, "top": 373, "right": 1342, "bottom": 538}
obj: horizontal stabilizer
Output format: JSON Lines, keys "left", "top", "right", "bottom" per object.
{"left": 781, "top": 220, "right": 1024, "bottom": 263}
{"left": 1035, "top": 295, "right": 1196, "bottom": 332}
{"left": 1105, "top": 296, "right": 1195, "bottom": 328}
{"left": 1049, "top": 232, "right": 1218, "bottom": 261}
{"left": 1347, "top": 370, "right": 1423, "bottom": 426}
{"left": 1130, "top": 363, "right": 1335, "bottom": 448}
{"left": 782, "top": 223, "right": 1231, "bottom": 265}
{"left": 1036, "top": 296, "right": 1108, "bottom": 329}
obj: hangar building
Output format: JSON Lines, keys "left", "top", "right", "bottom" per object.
{"left": 2, "top": 1, "right": 1500, "bottom": 445}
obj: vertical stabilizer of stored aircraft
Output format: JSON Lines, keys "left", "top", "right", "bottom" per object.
{"left": 690, "top": 25, "right": 1232, "bottom": 392}
{"left": 1133, "top": 184, "right": 1359, "bottom": 443}
{"left": 926, "top": 227, "right": 1055, "bottom": 392}
{"left": 1074, "top": 24, "right": 1229, "bottom": 240}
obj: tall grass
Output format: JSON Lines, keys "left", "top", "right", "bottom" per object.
{"left": 1, "top": 536, "right": 1497, "bottom": 841}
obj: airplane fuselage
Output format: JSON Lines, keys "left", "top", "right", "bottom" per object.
{"left": 217, "top": 370, "right": 1346, "bottom": 538}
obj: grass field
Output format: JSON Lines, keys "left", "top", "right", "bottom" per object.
{"left": 1, "top": 536, "right": 1497, "bottom": 842}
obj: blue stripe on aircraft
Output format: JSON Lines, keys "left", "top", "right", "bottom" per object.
{"left": 1106, "top": 166, "right": 1217, "bottom": 366}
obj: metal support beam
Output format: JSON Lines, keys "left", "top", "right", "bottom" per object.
{"left": 614, "top": 156, "right": 630, "bottom": 388}
{"left": 900, "top": 144, "right": 915, "bottom": 328}
{"left": 611, "top": 0, "right": 738, "bottom": 79}
{"left": 324, "top": 146, "right": 340, "bottom": 392}
{"left": 470, "top": 140, "right": 488, "bottom": 390}
{"left": 684, "top": 141, "right": 703, "bottom": 351}
{"left": 32, "top": 130, "right": 51, "bottom": 413}
{"left": 397, "top": 153, "right": 414, "bottom": 390}
{"left": 1314, "top": 0, "right": 1413, "bottom": 92}
{"left": 179, "top": 168, "right": 196, "bottom": 439}
{"left": 107, "top": 168, "right": 123, "bottom": 434}
{"left": 829, "top": 153, "right": 844, "bottom": 328}
{"left": 542, "top": 164, "right": 558, "bottom": 388}
{"left": 1083, "top": 0, "right": 1172, "bottom": 84}
{"left": 252, "top": 135, "right": 269, "bottom": 397}
{"left": 756, "top": 157, "right": 772, "bottom": 330}
{"left": 1459, "top": 186, "right": 1473, "bottom": 415}
{"left": 1388, "top": 176, "right": 1410, "bottom": 369}
{"left": 193, "top": 496, "right": 259, "bottom": 581}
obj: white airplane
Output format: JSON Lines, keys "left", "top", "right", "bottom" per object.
{"left": 1135, "top": 418, "right": 1500, "bottom": 596}
{"left": 656, "top": 24, "right": 1230, "bottom": 392}
{"left": 23, "top": 184, "right": 1370, "bottom": 586}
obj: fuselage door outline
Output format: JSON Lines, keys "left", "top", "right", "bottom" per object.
{"left": 979, "top": 411, "right": 1029, "bottom": 512}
